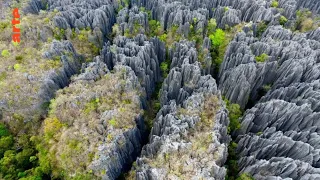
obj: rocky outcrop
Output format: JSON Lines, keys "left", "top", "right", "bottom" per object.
{"left": 101, "top": 35, "right": 164, "bottom": 98}
{"left": 132, "top": 0, "right": 209, "bottom": 37}
{"left": 41, "top": 40, "right": 83, "bottom": 103}
{"left": 134, "top": 41, "right": 230, "bottom": 179}
{"left": 44, "top": 55, "right": 147, "bottom": 179}
{"left": 236, "top": 100, "right": 320, "bottom": 178}
{"left": 219, "top": 22, "right": 320, "bottom": 179}
{"left": 24, "top": 0, "right": 47, "bottom": 14}
{"left": 116, "top": 6, "right": 149, "bottom": 36}
{"left": 0, "top": 40, "right": 82, "bottom": 129}
{"left": 219, "top": 25, "right": 320, "bottom": 109}
{"left": 17, "top": 0, "right": 320, "bottom": 179}
{"left": 28, "top": 0, "right": 121, "bottom": 44}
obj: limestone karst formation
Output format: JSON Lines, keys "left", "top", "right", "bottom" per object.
{"left": 0, "top": 0, "right": 320, "bottom": 179}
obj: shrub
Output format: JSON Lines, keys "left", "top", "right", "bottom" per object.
{"left": 84, "top": 98, "right": 99, "bottom": 114}
{"left": 271, "top": 0, "right": 278, "bottom": 8}
{"left": 14, "top": 64, "right": 22, "bottom": 71}
{"left": 160, "top": 62, "right": 169, "bottom": 77}
{"left": 15, "top": 148, "right": 34, "bottom": 167}
{"left": 236, "top": 173, "right": 254, "bottom": 180}
{"left": 149, "top": 20, "right": 162, "bottom": 37}
{"left": 15, "top": 55, "right": 24, "bottom": 63}
{"left": 263, "top": 84, "right": 271, "bottom": 91}
{"left": 257, "top": 21, "right": 267, "bottom": 37}
{"left": 225, "top": 141, "right": 239, "bottom": 179}
{"left": 300, "top": 18, "right": 314, "bottom": 32}
{"left": 139, "top": 7, "right": 146, "bottom": 12}
{"left": 0, "top": 123, "right": 10, "bottom": 137}
{"left": 256, "top": 131, "right": 263, "bottom": 136}
{"left": 224, "top": 98, "right": 242, "bottom": 134}
{"left": 255, "top": 53, "right": 268, "bottom": 63}
{"left": 228, "top": 103, "right": 242, "bottom": 133}
{"left": 0, "top": 136, "right": 14, "bottom": 157}
{"left": 109, "top": 118, "right": 118, "bottom": 127}
{"left": 1, "top": 49, "right": 10, "bottom": 57}
{"left": 209, "top": 29, "right": 226, "bottom": 47}
{"left": 53, "top": 27, "right": 65, "bottom": 40}
{"left": 193, "top": 18, "right": 197, "bottom": 23}
{"left": 44, "top": 117, "right": 63, "bottom": 140}
{"left": 207, "top": 18, "right": 217, "bottom": 34}
{"left": 159, "top": 33, "right": 167, "bottom": 42}
{"left": 279, "top": 15, "right": 288, "bottom": 26}
{"left": 0, "top": 21, "right": 10, "bottom": 30}
{"left": 0, "top": 72, "right": 6, "bottom": 81}
{"left": 295, "top": 9, "right": 316, "bottom": 32}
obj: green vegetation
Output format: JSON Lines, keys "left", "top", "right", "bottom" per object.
{"left": 257, "top": 21, "right": 267, "bottom": 37}
{"left": 53, "top": 27, "right": 65, "bottom": 40}
{"left": 0, "top": 123, "right": 48, "bottom": 179}
{"left": 1, "top": 50, "right": 10, "bottom": 57}
{"left": 207, "top": 19, "right": 217, "bottom": 35}
{"left": 256, "top": 131, "right": 263, "bottom": 136}
{"left": 209, "top": 23, "right": 245, "bottom": 74}
{"left": 0, "top": 21, "right": 10, "bottom": 33}
{"left": 224, "top": 97, "right": 244, "bottom": 180}
{"left": 279, "top": 15, "right": 288, "bottom": 26}
{"left": 117, "top": 0, "right": 130, "bottom": 12}
{"left": 209, "top": 28, "right": 226, "bottom": 70}
{"left": 146, "top": 95, "right": 220, "bottom": 178}
{"left": 255, "top": 53, "right": 269, "bottom": 63}
{"left": 160, "top": 61, "right": 170, "bottom": 77}
{"left": 148, "top": 20, "right": 163, "bottom": 37}
{"left": 271, "top": 0, "right": 279, "bottom": 8}
{"left": 236, "top": 173, "right": 254, "bottom": 180}
{"left": 209, "top": 29, "right": 226, "bottom": 47}
{"left": 35, "top": 68, "right": 143, "bottom": 179}
{"left": 263, "top": 84, "right": 272, "bottom": 92}
{"left": 224, "top": 98, "right": 243, "bottom": 134}
{"left": 13, "top": 64, "right": 23, "bottom": 71}
{"left": 226, "top": 142, "right": 239, "bottom": 180}
{"left": 124, "top": 22, "right": 144, "bottom": 38}
{"left": 143, "top": 82, "right": 162, "bottom": 132}
{"left": 70, "top": 28, "right": 100, "bottom": 60}
{"left": 295, "top": 9, "right": 319, "bottom": 32}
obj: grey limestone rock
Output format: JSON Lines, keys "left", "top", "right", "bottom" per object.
{"left": 238, "top": 156, "right": 320, "bottom": 179}
{"left": 219, "top": 25, "right": 320, "bottom": 109}
{"left": 40, "top": 40, "right": 83, "bottom": 105}
{"left": 101, "top": 35, "right": 164, "bottom": 98}
{"left": 117, "top": 6, "right": 149, "bottom": 36}
{"left": 134, "top": 40, "right": 230, "bottom": 180}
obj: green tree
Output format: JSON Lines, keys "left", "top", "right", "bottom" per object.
{"left": 223, "top": 98, "right": 243, "bottom": 134}
{"left": 279, "top": 16, "right": 288, "bottom": 26}
{"left": 271, "top": 0, "right": 278, "bottom": 8}
{"left": 209, "top": 29, "right": 226, "bottom": 47}
{"left": 255, "top": 53, "right": 269, "bottom": 63}
{"left": 228, "top": 103, "right": 242, "bottom": 133}
{"left": 0, "top": 136, "right": 14, "bottom": 157}
{"left": 207, "top": 18, "right": 217, "bottom": 34}
{"left": 236, "top": 173, "right": 254, "bottom": 180}
{"left": 0, "top": 123, "right": 10, "bottom": 137}
{"left": 15, "top": 148, "right": 34, "bottom": 168}
{"left": 160, "top": 62, "right": 169, "bottom": 77}
{"left": 1, "top": 50, "right": 10, "bottom": 58}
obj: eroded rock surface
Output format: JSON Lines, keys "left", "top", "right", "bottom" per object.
{"left": 101, "top": 35, "right": 164, "bottom": 98}
{"left": 135, "top": 41, "right": 230, "bottom": 180}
